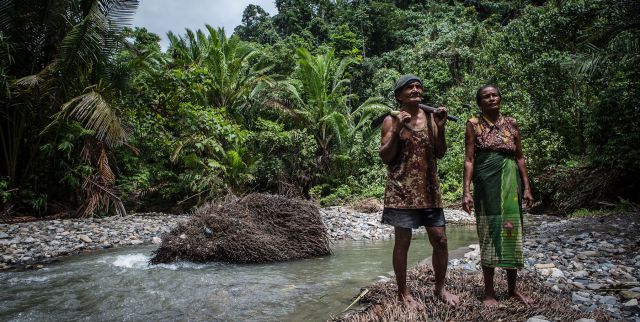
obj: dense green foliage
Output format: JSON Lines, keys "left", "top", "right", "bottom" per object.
{"left": 1, "top": 0, "right": 638, "bottom": 216}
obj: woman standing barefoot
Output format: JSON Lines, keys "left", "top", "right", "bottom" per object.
{"left": 462, "top": 85, "right": 533, "bottom": 306}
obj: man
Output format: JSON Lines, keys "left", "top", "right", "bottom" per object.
{"left": 379, "top": 75, "right": 459, "bottom": 308}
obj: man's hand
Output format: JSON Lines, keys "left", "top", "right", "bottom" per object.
{"left": 391, "top": 111, "right": 412, "bottom": 133}
{"left": 434, "top": 106, "right": 448, "bottom": 128}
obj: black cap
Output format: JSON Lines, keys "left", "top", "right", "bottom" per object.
{"left": 394, "top": 74, "right": 422, "bottom": 99}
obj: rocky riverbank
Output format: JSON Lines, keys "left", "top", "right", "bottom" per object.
{"left": 0, "top": 213, "right": 190, "bottom": 270}
{"left": 1, "top": 207, "right": 638, "bottom": 319}
{"left": 0, "top": 207, "right": 473, "bottom": 270}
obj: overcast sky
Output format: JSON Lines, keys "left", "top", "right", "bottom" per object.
{"left": 132, "top": 0, "right": 278, "bottom": 50}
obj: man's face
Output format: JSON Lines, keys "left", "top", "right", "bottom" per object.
{"left": 396, "top": 81, "right": 423, "bottom": 105}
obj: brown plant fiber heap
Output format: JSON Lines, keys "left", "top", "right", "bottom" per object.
{"left": 332, "top": 265, "right": 607, "bottom": 322}
{"left": 150, "top": 193, "right": 331, "bottom": 264}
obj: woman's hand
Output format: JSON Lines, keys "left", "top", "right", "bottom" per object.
{"left": 462, "top": 192, "right": 474, "bottom": 214}
{"left": 523, "top": 189, "right": 534, "bottom": 209}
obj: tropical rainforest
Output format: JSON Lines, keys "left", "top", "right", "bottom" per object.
{"left": 1, "top": 0, "right": 638, "bottom": 218}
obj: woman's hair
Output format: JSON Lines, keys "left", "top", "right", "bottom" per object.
{"left": 475, "top": 84, "right": 501, "bottom": 105}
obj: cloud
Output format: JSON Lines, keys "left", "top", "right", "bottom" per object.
{"left": 132, "top": 0, "right": 278, "bottom": 50}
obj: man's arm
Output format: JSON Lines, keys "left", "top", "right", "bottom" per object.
{"left": 432, "top": 108, "right": 448, "bottom": 159}
{"left": 379, "top": 114, "right": 403, "bottom": 165}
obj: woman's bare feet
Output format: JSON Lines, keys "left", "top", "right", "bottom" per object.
{"left": 509, "top": 291, "right": 533, "bottom": 306}
{"left": 482, "top": 295, "right": 499, "bottom": 307}
{"left": 434, "top": 289, "right": 460, "bottom": 306}
{"left": 399, "top": 294, "right": 424, "bottom": 310}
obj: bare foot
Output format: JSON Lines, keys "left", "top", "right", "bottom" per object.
{"left": 399, "top": 294, "right": 424, "bottom": 310}
{"left": 434, "top": 289, "right": 460, "bottom": 306}
{"left": 482, "top": 295, "right": 499, "bottom": 307}
{"left": 509, "top": 291, "right": 533, "bottom": 306}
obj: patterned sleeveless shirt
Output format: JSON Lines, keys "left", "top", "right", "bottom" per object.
{"left": 384, "top": 114, "right": 442, "bottom": 209}
{"left": 468, "top": 114, "right": 519, "bottom": 155}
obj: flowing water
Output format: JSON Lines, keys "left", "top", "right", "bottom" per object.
{"left": 0, "top": 226, "right": 477, "bottom": 322}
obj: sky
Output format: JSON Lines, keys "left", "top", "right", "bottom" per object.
{"left": 132, "top": 0, "right": 278, "bottom": 50}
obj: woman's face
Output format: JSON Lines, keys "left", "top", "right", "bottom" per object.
{"left": 478, "top": 87, "right": 501, "bottom": 112}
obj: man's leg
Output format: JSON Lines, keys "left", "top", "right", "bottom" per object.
{"left": 481, "top": 265, "right": 498, "bottom": 306}
{"left": 426, "top": 226, "right": 459, "bottom": 305}
{"left": 393, "top": 227, "right": 422, "bottom": 309}
{"left": 506, "top": 268, "right": 532, "bottom": 305}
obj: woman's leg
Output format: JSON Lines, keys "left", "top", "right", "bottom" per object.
{"left": 506, "top": 268, "right": 533, "bottom": 305}
{"left": 481, "top": 265, "right": 498, "bottom": 306}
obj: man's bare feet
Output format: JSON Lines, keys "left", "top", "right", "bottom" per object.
{"left": 482, "top": 295, "right": 499, "bottom": 307}
{"left": 509, "top": 291, "right": 533, "bottom": 306}
{"left": 399, "top": 294, "right": 424, "bottom": 310}
{"left": 434, "top": 289, "right": 460, "bottom": 306}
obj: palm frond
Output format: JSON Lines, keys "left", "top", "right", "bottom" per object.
{"left": 98, "top": 0, "right": 140, "bottom": 55}
{"left": 56, "top": 2, "right": 105, "bottom": 72}
{"left": 57, "top": 89, "right": 128, "bottom": 147}
{"left": 0, "top": 0, "right": 13, "bottom": 35}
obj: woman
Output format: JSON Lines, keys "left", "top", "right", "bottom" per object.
{"left": 462, "top": 85, "right": 533, "bottom": 306}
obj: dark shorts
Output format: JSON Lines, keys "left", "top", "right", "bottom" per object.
{"left": 381, "top": 207, "right": 446, "bottom": 229}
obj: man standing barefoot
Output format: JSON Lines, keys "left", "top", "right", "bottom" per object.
{"left": 379, "top": 75, "right": 460, "bottom": 308}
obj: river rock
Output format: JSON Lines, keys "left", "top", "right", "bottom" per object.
{"left": 526, "top": 316, "right": 550, "bottom": 322}
{"left": 579, "top": 251, "right": 599, "bottom": 257}
{"left": 78, "top": 234, "right": 92, "bottom": 243}
{"left": 621, "top": 291, "right": 640, "bottom": 300}
{"left": 535, "top": 263, "right": 556, "bottom": 269}
{"left": 572, "top": 292, "right": 591, "bottom": 304}
{"left": 152, "top": 237, "right": 162, "bottom": 244}
{"left": 586, "top": 283, "right": 604, "bottom": 290}
{"left": 599, "top": 295, "right": 618, "bottom": 305}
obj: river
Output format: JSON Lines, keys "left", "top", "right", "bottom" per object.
{"left": 0, "top": 226, "right": 477, "bottom": 321}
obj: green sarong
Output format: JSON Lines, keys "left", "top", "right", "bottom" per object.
{"left": 473, "top": 151, "right": 524, "bottom": 268}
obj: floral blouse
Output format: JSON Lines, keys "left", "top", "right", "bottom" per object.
{"left": 467, "top": 114, "right": 519, "bottom": 156}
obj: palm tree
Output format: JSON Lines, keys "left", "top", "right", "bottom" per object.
{"left": 276, "top": 48, "right": 388, "bottom": 171}
{"left": 4, "top": 0, "right": 140, "bottom": 217}
{"left": 167, "top": 25, "right": 274, "bottom": 112}
{"left": 571, "top": 0, "right": 639, "bottom": 76}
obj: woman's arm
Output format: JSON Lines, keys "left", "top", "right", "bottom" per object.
{"left": 462, "top": 121, "right": 475, "bottom": 214}
{"left": 513, "top": 120, "right": 533, "bottom": 208}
